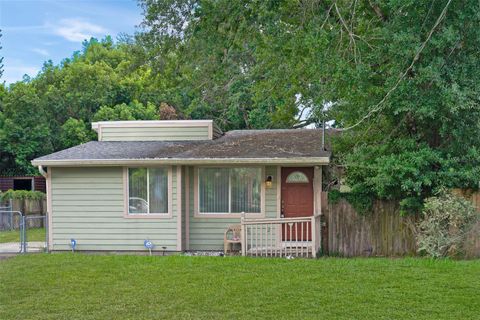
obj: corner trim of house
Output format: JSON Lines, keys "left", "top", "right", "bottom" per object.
{"left": 313, "top": 166, "right": 323, "bottom": 216}
{"left": 208, "top": 122, "right": 213, "bottom": 140}
{"left": 46, "top": 167, "right": 53, "bottom": 251}
{"left": 185, "top": 166, "right": 190, "bottom": 250}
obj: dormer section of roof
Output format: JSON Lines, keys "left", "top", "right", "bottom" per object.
{"left": 91, "top": 120, "right": 223, "bottom": 142}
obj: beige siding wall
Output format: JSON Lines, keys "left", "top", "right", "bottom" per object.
{"left": 100, "top": 126, "right": 210, "bottom": 141}
{"left": 50, "top": 167, "right": 179, "bottom": 251}
{"left": 187, "top": 166, "right": 278, "bottom": 251}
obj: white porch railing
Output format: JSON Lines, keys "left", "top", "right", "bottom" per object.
{"left": 240, "top": 215, "right": 321, "bottom": 258}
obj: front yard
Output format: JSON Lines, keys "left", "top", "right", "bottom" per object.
{"left": 0, "top": 255, "right": 479, "bottom": 319}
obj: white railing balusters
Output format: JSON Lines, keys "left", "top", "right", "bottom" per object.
{"left": 241, "top": 215, "right": 321, "bottom": 258}
{"left": 255, "top": 224, "right": 258, "bottom": 257}
{"left": 301, "top": 222, "right": 304, "bottom": 257}
{"left": 250, "top": 225, "right": 253, "bottom": 256}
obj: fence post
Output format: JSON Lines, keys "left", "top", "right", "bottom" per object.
{"left": 21, "top": 215, "right": 26, "bottom": 253}
{"left": 9, "top": 199, "right": 13, "bottom": 231}
{"left": 45, "top": 214, "right": 49, "bottom": 253}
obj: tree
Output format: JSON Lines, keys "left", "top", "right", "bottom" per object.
{"left": 60, "top": 118, "right": 91, "bottom": 149}
{"left": 0, "top": 37, "right": 176, "bottom": 174}
{"left": 0, "top": 82, "right": 52, "bottom": 173}
{"left": 138, "top": 0, "right": 480, "bottom": 212}
{"left": 93, "top": 101, "right": 160, "bottom": 121}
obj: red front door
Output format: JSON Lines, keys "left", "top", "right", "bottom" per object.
{"left": 281, "top": 167, "right": 314, "bottom": 241}
{"left": 281, "top": 167, "right": 313, "bottom": 241}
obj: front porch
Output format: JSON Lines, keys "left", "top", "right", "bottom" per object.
{"left": 186, "top": 165, "right": 324, "bottom": 257}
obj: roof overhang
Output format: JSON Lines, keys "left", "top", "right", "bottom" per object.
{"left": 32, "top": 157, "right": 330, "bottom": 167}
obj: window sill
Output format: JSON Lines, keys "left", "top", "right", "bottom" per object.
{"left": 124, "top": 213, "right": 172, "bottom": 219}
{"left": 194, "top": 213, "right": 265, "bottom": 219}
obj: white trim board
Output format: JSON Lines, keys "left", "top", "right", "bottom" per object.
{"left": 32, "top": 157, "right": 330, "bottom": 167}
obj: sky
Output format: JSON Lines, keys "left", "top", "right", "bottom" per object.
{"left": 0, "top": 0, "right": 142, "bottom": 84}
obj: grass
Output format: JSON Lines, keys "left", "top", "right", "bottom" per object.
{"left": 0, "top": 227, "right": 45, "bottom": 243}
{"left": 0, "top": 255, "right": 479, "bottom": 320}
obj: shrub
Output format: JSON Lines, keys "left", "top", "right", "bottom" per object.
{"left": 0, "top": 189, "right": 46, "bottom": 202}
{"left": 416, "top": 189, "right": 479, "bottom": 258}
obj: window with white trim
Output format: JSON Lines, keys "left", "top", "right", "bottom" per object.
{"left": 198, "top": 167, "right": 261, "bottom": 214}
{"left": 128, "top": 167, "right": 168, "bottom": 214}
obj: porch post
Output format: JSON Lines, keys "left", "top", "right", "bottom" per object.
{"left": 176, "top": 166, "right": 183, "bottom": 251}
{"left": 185, "top": 166, "right": 190, "bottom": 251}
{"left": 313, "top": 166, "right": 322, "bottom": 216}
{"left": 313, "top": 166, "right": 322, "bottom": 256}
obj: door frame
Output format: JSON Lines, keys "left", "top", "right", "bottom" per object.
{"left": 277, "top": 165, "right": 322, "bottom": 219}
{"left": 280, "top": 166, "right": 314, "bottom": 219}
{"left": 275, "top": 165, "right": 323, "bottom": 245}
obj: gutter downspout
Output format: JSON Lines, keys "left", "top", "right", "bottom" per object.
{"left": 38, "top": 165, "right": 47, "bottom": 178}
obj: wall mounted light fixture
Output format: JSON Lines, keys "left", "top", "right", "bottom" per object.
{"left": 265, "top": 175, "right": 273, "bottom": 188}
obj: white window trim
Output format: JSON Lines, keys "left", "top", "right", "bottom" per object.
{"left": 123, "top": 166, "right": 173, "bottom": 219}
{"left": 194, "top": 166, "right": 265, "bottom": 218}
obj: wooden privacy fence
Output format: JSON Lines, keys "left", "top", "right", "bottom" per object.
{"left": 322, "top": 192, "right": 480, "bottom": 258}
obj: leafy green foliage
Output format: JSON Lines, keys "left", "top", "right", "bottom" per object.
{"left": 93, "top": 101, "right": 160, "bottom": 121}
{"left": 60, "top": 118, "right": 92, "bottom": 149}
{"left": 0, "top": 189, "right": 46, "bottom": 201}
{"left": 417, "top": 190, "right": 479, "bottom": 258}
{"left": 328, "top": 189, "right": 374, "bottom": 215}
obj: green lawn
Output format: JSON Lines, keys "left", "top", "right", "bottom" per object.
{"left": 0, "top": 227, "right": 45, "bottom": 243}
{"left": 0, "top": 255, "right": 479, "bottom": 320}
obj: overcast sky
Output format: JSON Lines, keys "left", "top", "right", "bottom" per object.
{"left": 0, "top": 0, "right": 142, "bottom": 84}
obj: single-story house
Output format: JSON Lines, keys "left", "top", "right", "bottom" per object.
{"left": 32, "top": 120, "right": 330, "bottom": 256}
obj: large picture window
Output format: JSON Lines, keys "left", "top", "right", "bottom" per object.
{"left": 128, "top": 167, "right": 169, "bottom": 215}
{"left": 198, "top": 167, "right": 262, "bottom": 214}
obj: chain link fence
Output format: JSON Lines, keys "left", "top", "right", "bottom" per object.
{"left": 0, "top": 200, "right": 47, "bottom": 253}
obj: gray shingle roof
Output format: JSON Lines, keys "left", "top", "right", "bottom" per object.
{"left": 32, "top": 129, "right": 331, "bottom": 165}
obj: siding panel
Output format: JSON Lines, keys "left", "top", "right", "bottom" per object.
{"left": 51, "top": 167, "right": 178, "bottom": 251}
{"left": 101, "top": 126, "right": 210, "bottom": 141}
